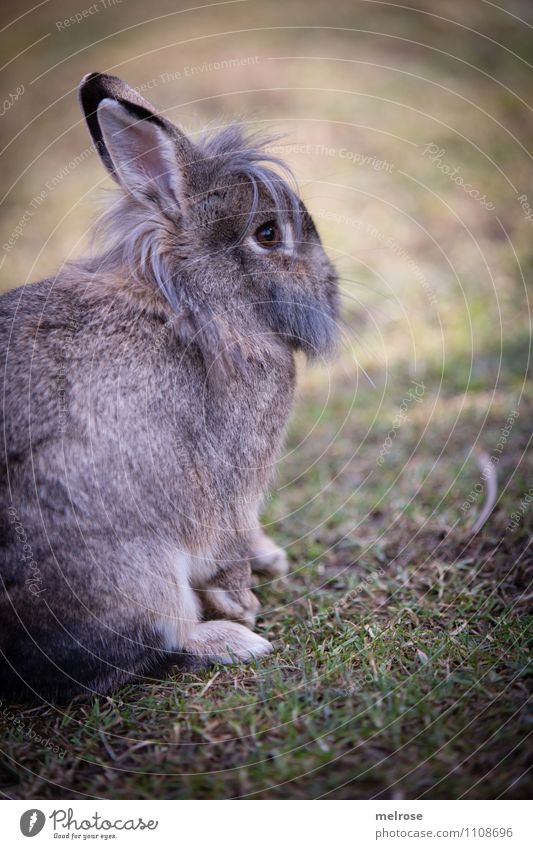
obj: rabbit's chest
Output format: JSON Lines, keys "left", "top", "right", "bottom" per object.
{"left": 209, "top": 371, "right": 294, "bottom": 471}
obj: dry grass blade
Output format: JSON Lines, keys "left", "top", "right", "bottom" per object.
{"left": 468, "top": 450, "right": 499, "bottom": 537}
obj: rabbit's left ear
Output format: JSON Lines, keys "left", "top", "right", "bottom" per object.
{"left": 96, "top": 98, "right": 184, "bottom": 209}
{"left": 79, "top": 72, "right": 194, "bottom": 210}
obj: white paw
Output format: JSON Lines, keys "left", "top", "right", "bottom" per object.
{"left": 251, "top": 534, "right": 289, "bottom": 577}
{"left": 184, "top": 620, "right": 273, "bottom": 664}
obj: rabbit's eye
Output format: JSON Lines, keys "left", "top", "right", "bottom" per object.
{"left": 254, "top": 220, "right": 282, "bottom": 248}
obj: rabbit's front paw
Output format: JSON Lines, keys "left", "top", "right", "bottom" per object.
{"left": 184, "top": 620, "right": 272, "bottom": 664}
{"left": 250, "top": 530, "right": 289, "bottom": 577}
{"left": 200, "top": 586, "right": 260, "bottom": 629}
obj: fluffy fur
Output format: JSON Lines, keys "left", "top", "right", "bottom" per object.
{"left": 0, "top": 72, "right": 339, "bottom": 703}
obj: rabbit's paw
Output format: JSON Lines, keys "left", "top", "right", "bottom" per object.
{"left": 183, "top": 621, "right": 272, "bottom": 664}
{"left": 250, "top": 530, "right": 289, "bottom": 577}
{"left": 200, "top": 586, "right": 260, "bottom": 629}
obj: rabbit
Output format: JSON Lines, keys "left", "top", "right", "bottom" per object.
{"left": 0, "top": 72, "right": 339, "bottom": 703}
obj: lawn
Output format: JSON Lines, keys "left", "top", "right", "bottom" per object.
{"left": 0, "top": 0, "right": 531, "bottom": 799}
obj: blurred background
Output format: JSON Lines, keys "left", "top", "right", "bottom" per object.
{"left": 0, "top": 0, "right": 531, "bottom": 800}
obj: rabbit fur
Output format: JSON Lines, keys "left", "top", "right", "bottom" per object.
{"left": 0, "top": 72, "right": 339, "bottom": 702}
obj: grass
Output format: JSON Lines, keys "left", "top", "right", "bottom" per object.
{"left": 1, "top": 373, "right": 530, "bottom": 799}
{"left": 0, "top": 0, "right": 532, "bottom": 799}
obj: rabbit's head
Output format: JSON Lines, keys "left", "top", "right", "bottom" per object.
{"left": 79, "top": 73, "right": 339, "bottom": 371}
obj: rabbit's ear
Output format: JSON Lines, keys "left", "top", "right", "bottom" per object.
{"left": 78, "top": 72, "right": 193, "bottom": 208}
{"left": 96, "top": 99, "right": 182, "bottom": 208}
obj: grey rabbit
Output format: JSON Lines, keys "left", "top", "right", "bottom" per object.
{"left": 0, "top": 72, "right": 339, "bottom": 702}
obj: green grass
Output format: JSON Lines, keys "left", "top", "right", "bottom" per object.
{"left": 1, "top": 375, "right": 530, "bottom": 799}
{"left": 0, "top": 0, "right": 532, "bottom": 799}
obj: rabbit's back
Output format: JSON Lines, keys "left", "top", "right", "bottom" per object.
{"left": 1, "top": 272, "right": 295, "bottom": 591}
{"left": 4, "top": 280, "right": 179, "bottom": 547}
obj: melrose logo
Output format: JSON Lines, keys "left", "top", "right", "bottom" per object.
{"left": 20, "top": 809, "right": 46, "bottom": 836}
